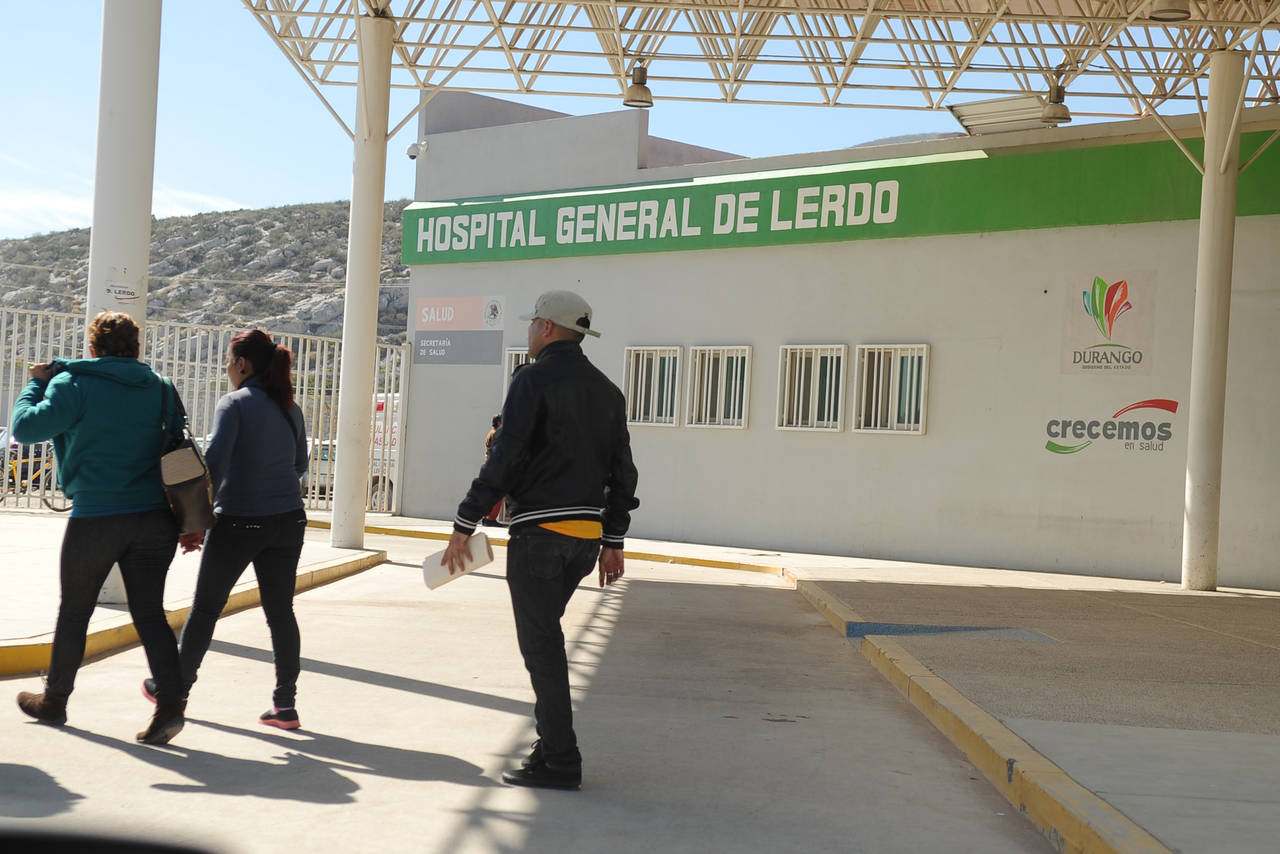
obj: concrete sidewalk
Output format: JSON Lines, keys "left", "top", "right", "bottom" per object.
{"left": 3, "top": 508, "right": 1278, "bottom": 853}
{"left": 1, "top": 515, "right": 1046, "bottom": 854}
{"left": 792, "top": 563, "right": 1280, "bottom": 854}
{"left": 0, "top": 509, "right": 384, "bottom": 675}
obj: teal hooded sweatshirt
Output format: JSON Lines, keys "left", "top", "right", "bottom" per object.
{"left": 10, "top": 357, "right": 183, "bottom": 517}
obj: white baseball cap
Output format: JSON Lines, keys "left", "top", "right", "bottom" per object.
{"left": 519, "top": 290, "right": 601, "bottom": 337}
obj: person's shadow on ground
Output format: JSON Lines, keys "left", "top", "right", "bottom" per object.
{"left": 207, "top": 638, "right": 528, "bottom": 715}
{"left": 0, "top": 763, "right": 85, "bottom": 818}
{"left": 192, "top": 718, "right": 494, "bottom": 786}
{"left": 61, "top": 726, "right": 360, "bottom": 804}
{"left": 59, "top": 721, "right": 491, "bottom": 803}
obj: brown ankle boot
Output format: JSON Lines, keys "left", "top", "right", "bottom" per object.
{"left": 136, "top": 698, "right": 186, "bottom": 745}
{"left": 17, "top": 691, "right": 67, "bottom": 725}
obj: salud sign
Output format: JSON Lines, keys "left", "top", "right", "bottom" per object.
{"left": 413, "top": 296, "right": 504, "bottom": 365}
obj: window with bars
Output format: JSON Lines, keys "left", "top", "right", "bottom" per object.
{"left": 776, "top": 345, "right": 846, "bottom": 431}
{"left": 854, "top": 344, "right": 930, "bottom": 434}
{"left": 504, "top": 347, "right": 534, "bottom": 393}
{"left": 624, "top": 346, "right": 681, "bottom": 426}
{"left": 687, "top": 346, "right": 751, "bottom": 428}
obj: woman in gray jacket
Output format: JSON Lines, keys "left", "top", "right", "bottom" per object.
{"left": 143, "top": 329, "right": 309, "bottom": 729}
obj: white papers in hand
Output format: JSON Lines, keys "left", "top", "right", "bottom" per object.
{"left": 422, "top": 531, "right": 494, "bottom": 589}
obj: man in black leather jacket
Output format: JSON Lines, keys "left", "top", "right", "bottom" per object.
{"left": 444, "top": 290, "right": 639, "bottom": 791}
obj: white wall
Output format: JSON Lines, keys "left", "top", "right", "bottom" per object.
{"left": 416, "top": 104, "right": 739, "bottom": 202}
{"left": 404, "top": 214, "right": 1279, "bottom": 589}
{"left": 402, "top": 106, "right": 1280, "bottom": 590}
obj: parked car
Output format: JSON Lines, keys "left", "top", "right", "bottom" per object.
{"left": 301, "top": 393, "right": 400, "bottom": 511}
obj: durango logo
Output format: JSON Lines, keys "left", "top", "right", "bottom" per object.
{"left": 1083, "top": 276, "right": 1132, "bottom": 340}
{"left": 1070, "top": 276, "right": 1145, "bottom": 370}
{"left": 1045, "top": 398, "right": 1178, "bottom": 454}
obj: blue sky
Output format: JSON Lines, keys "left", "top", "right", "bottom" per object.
{"left": 0, "top": 1, "right": 960, "bottom": 241}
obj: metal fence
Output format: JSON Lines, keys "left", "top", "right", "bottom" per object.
{"left": 1, "top": 308, "right": 407, "bottom": 514}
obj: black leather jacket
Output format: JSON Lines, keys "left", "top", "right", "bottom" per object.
{"left": 454, "top": 340, "right": 639, "bottom": 546}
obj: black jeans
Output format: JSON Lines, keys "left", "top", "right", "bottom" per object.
{"left": 47, "top": 509, "right": 181, "bottom": 702}
{"left": 506, "top": 528, "right": 600, "bottom": 767}
{"left": 178, "top": 508, "right": 306, "bottom": 708}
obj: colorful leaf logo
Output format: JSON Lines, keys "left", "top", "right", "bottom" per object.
{"left": 1081, "top": 277, "right": 1132, "bottom": 340}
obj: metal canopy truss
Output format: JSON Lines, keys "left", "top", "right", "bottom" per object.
{"left": 243, "top": 0, "right": 1280, "bottom": 137}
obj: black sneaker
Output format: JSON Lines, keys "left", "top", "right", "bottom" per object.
{"left": 521, "top": 739, "right": 544, "bottom": 769}
{"left": 259, "top": 707, "right": 301, "bottom": 730}
{"left": 142, "top": 677, "right": 190, "bottom": 704}
{"left": 501, "top": 759, "right": 581, "bottom": 791}
{"left": 17, "top": 691, "right": 67, "bottom": 726}
{"left": 136, "top": 699, "right": 185, "bottom": 745}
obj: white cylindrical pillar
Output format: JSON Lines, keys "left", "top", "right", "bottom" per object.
{"left": 1181, "top": 50, "right": 1244, "bottom": 592}
{"left": 85, "top": 0, "right": 163, "bottom": 346}
{"left": 89, "top": 0, "right": 163, "bottom": 604}
{"left": 331, "top": 15, "right": 393, "bottom": 549}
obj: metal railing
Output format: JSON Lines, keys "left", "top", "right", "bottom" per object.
{"left": 1, "top": 308, "right": 407, "bottom": 514}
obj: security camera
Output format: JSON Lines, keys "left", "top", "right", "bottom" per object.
{"left": 406, "top": 141, "right": 426, "bottom": 160}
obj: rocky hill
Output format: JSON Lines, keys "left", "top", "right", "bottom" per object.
{"left": 0, "top": 200, "right": 412, "bottom": 343}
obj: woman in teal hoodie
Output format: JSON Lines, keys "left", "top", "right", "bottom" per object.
{"left": 10, "top": 311, "right": 188, "bottom": 745}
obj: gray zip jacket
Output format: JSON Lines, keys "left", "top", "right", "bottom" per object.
{"left": 204, "top": 376, "right": 308, "bottom": 516}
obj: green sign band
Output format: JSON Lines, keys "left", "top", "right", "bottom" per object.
{"left": 402, "top": 132, "right": 1279, "bottom": 266}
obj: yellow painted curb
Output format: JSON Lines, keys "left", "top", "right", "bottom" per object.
{"left": 308, "top": 519, "right": 785, "bottom": 575}
{"left": 0, "top": 550, "right": 386, "bottom": 678}
{"left": 309, "top": 520, "right": 509, "bottom": 547}
{"left": 794, "top": 573, "right": 865, "bottom": 632}
{"left": 796, "top": 580, "right": 1172, "bottom": 854}
{"left": 625, "top": 551, "right": 784, "bottom": 575}
{"left": 308, "top": 521, "right": 458, "bottom": 543}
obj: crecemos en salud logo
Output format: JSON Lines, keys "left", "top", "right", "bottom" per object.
{"left": 1045, "top": 398, "right": 1179, "bottom": 454}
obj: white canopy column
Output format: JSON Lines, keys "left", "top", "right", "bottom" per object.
{"left": 86, "top": 0, "right": 163, "bottom": 605}
{"left": 85, "top": 0, "right": 163, "bottom": 340}
{"left": 1182, "top": 50, "right": 1245, "bottom": 592}
{"left": 330, "top": 14, "right": 393, "bottom": 549}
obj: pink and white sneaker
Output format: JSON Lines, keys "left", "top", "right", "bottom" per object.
{"left": 259, "top": 706, "right": 301, "bottom": 730}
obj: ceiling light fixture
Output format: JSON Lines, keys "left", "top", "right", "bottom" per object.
{"left": 623, "top": 62, "right": 654, "bottom": 108}
{"left": 1149, "top": 1, "right": 1191, "bottom": 22}
{"left": 1041, "top": 65, "right": 1072, "bottom": 125}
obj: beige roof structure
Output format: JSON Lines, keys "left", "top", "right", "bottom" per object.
{"left": 244, "top": 0, "right": 1280, "bottom": 139}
